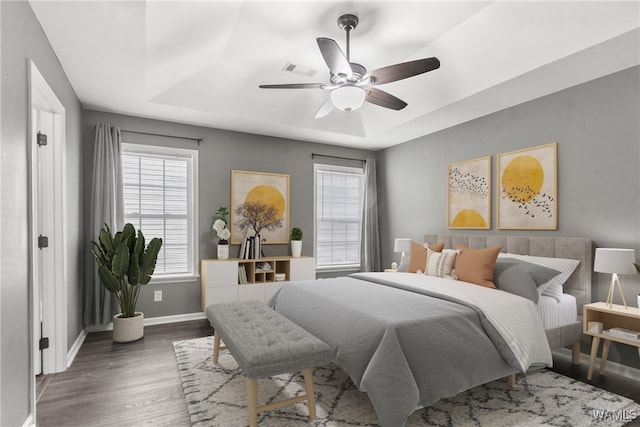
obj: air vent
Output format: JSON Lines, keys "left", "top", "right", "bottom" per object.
{"left": 282, "top": 62, "right": 317, "bottom": 77}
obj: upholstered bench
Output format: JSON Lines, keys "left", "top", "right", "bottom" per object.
{"left": 205, "top": 300, "right": 331, "bottom": 427}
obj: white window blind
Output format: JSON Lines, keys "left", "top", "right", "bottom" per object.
{"left": 315, "top": 165, "right": 364, "bottom": 268}
{"left": 122, "top": 144, "right": 197, "bottom": 277}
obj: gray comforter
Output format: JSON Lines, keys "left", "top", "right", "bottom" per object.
{"left": 267, "top": 272, "right": 551, "bottom": 427}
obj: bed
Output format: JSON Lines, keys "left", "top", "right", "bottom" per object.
{"left": 424, "top": 234, "right": 592, "bottom": 357}
{"left": 267, "top": 235, "right": 592, "bottom": 427}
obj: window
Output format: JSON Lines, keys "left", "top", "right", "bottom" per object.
{"left": 314, "top": 164, "right": 364, "bottom": 270}
{"left": 121, "top": 143, "right": 198, "bottom": 281}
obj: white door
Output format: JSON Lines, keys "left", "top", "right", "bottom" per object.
{"left": 30, "top": 62, "right": 67, "bottom": 379}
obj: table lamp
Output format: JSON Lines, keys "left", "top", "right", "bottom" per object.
{"left": 594, "top": 248, "right": 637, "bottom": 309}
{"left": 394, "top": 238, "right": 412, "bottom": 265}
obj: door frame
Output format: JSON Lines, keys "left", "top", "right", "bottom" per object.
{"left": 29, "top": 61, "right": 68, "bottom": 379}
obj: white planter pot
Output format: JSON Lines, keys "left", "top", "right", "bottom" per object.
{"left": 217, "top": 243, "right": 229, "bottom": 260}
{"left": 113, "top": 312, "right": 144, "bottom": 343}
{"left": 291, "top": 240, "right": 302, "bottom": 258}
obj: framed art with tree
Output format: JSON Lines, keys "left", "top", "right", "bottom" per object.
{"left": 231, "top": 170, "right": 290, "bottom": 244}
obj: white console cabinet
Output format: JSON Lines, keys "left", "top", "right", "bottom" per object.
{"left": 200, "top": 256, "right": 316, "bottom": 311}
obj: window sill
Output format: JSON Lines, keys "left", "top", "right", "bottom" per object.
{"left": 316, "top": 264, "right": 361, "bottom": 274}
{"left": 149, "top": 274, "right": 200, "bottom": 285}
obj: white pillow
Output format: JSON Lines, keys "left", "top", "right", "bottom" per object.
{"left": 540, "top": 283, "right": 564, "bottom": 301}
{"left": 425, "top": 248, "right": 459, "bottom": 279}
{"left": 497, "top": 253, "right": 580, "bottom": 300}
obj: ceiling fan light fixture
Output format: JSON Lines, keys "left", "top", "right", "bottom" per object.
{"left": 330, "top": 85, "right": 366, "bottom": 112}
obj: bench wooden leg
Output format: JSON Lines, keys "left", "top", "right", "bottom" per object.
{"left": 244, "top": 369, "right": 318, "bottom": 425}
{"left": 213, "top": 331, "right": 221, "bottom": 364}
{"left": 571, "top": 341, "right": 581, "bottom": 365}
{"left": 246, "top": 378, "right": 258, "bottom": 427}
{"left": 506, "top": 374, "right": 516, "bottom": 387}
{"left": 302, "top": 368, "right": 317, "bottom": 420}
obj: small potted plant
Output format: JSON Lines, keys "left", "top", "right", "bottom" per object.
{"left": 290, "top": 227, "right": 303, "bottom": 258}
{"left": 90, "top": 223, "right": 162, "bottom": 342}
{"left": 213, "top": 207, "right": 231, "bottom": 260}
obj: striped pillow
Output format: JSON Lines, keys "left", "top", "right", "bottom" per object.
{"left": 425, "top": 248, "right": 459, "bottom": 279}
{"left": 497, "top": 253, "right": 580, "bottom": 301}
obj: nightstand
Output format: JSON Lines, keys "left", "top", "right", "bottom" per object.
{"left": 583, "top": 302, "right": 640, "bottom": 380}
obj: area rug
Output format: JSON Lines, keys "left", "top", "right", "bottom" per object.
{"left": 173, "top": 336, "right": 640, "bottom": 426}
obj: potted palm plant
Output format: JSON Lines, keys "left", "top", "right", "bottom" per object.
{"left": 90, "top": 223, "right": 162, "bottom": 342}
{"left": 290, "top": 227, "right": 303, "bottom": 258}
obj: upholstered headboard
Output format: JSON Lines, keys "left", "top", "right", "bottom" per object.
{"left": 424, "top": 234, "right": 592, "bottom": 316}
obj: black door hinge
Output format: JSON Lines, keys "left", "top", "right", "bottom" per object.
{"left": 39, "top": 337, "right": 49, "bottom": 350}
{"left": 37, "top": 131, "right": 48, "bottom": 146}
{"left": 38, "top": 235, "right": 49, "bottom": 249}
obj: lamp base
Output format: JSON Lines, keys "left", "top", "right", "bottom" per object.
{"left": 606, "top": 273, "right": 628, "bottom": 309}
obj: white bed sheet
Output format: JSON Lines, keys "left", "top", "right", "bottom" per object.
{"left": 538, "top": 293, "right": 577, "bottom": 329}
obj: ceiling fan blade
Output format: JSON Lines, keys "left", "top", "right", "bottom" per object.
{"left": 369, "top": 57, "right": 440, "bottom": 85}
{"left": 365, "top": 88, "right": 407, "bottom": 110}
{"left": 317, "top": 37, "right": 352, "bottom": 78}
{"left": 259, "top": 83, "right": 326, "bottom": 89}
{"left": 314, "top": 98, "right": 334, "bottom": 119}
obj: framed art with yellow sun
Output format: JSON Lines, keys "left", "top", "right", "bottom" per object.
{"left": 497, "top": 142, "right": 557, "bottom": 230}
{"left": 447, "top": 156, "right": 491, "bottom": 229}
{"left": 230, "top": 170, "right": 290, "bottom": 244}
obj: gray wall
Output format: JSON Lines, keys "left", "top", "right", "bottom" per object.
{"left": 1, "top": 1, "right": 84, "bottom": 425}
{"left": 82, "top": 110, "right": 374, "bottom": 318}
{"left": 377, "top": 66, "right": 640, "bottom": 368}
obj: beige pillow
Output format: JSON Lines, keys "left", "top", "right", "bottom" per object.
{"left": 453, "top": 244, "right": 502, "bottom": 288}
{"left": 425, "top": 248, "right": 458, "bottom": 278}
{"left": 407, "top": 241, "right": 444, "bottom": 273}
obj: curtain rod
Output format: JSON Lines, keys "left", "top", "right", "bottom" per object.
{"left": 311, "top": 153, "right": 366, "bottom": 163}
{"left": 121, "top": 129, "right": 202, "bottom": 144}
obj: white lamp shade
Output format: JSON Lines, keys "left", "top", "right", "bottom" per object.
{"left": 330, "top": 86, "right": 366, "bottom": 111}
{"left": 594, "top": 248, "right": 637, "bottom": 275}
{"left": 394, "top": 238, "right": 412, "bottom": 253}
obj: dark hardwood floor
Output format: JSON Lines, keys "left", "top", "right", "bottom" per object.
{"left": 36, "top": 319, "right": 212, "bottom": 427}
{"left": 37, "top": 320, "right": 640, "bottom": 426}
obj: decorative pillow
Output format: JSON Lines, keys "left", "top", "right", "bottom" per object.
{"left": 497, "top": 253, "right": 580, "bottom": 300}
{"left": 493, "top": 258, "right": 561, "bottom": 303}
{"left": 406, "top": 241, "right": 444, "bottom": 273}
{"left": 453, "top": 245, "right": 502, "bottom": 288}
{"left": 425, "top": 248, "right": 458, "bottom": 278}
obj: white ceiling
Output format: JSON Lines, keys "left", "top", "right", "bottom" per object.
{"left": 29, "top": 1, "right": 639, "bottom": 150}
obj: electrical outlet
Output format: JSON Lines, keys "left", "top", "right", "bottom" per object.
{"left": 154, "top": 290, "right": 162, "bottom": 302}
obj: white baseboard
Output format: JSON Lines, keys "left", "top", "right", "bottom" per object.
{"left": 85, "top": 312, "right": 207, "bottom": 333}
{"left": 553, "top": 347, "right": 640, "bottom": 381}
{"left": 144, "top": 312, "right": 206, "bottom": 326}
{"left": 22, "top": 413, "right": 34, "bottom": 427}
{"left": 67, "top": 329, "right": 87, "bottom": 368}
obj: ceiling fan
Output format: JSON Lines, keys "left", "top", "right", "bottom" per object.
{"left": 259, "top": 13, "right": 440, "bottom": 118}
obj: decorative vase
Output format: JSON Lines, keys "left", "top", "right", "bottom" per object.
{"left": 218, "top": 241, "right": 229, "bottom": 260}
{"left": 291, "top": 240, "right": 302, "bottom": 258}
{"left": 113, "top": 312, "right": 144, "bottom": 343}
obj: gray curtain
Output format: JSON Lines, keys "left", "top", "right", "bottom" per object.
{"left": 83, "top": 124, "right": 124, "bottom": 326}
{"left": 360, "top": 157, "right": 381, "bottom": 272}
